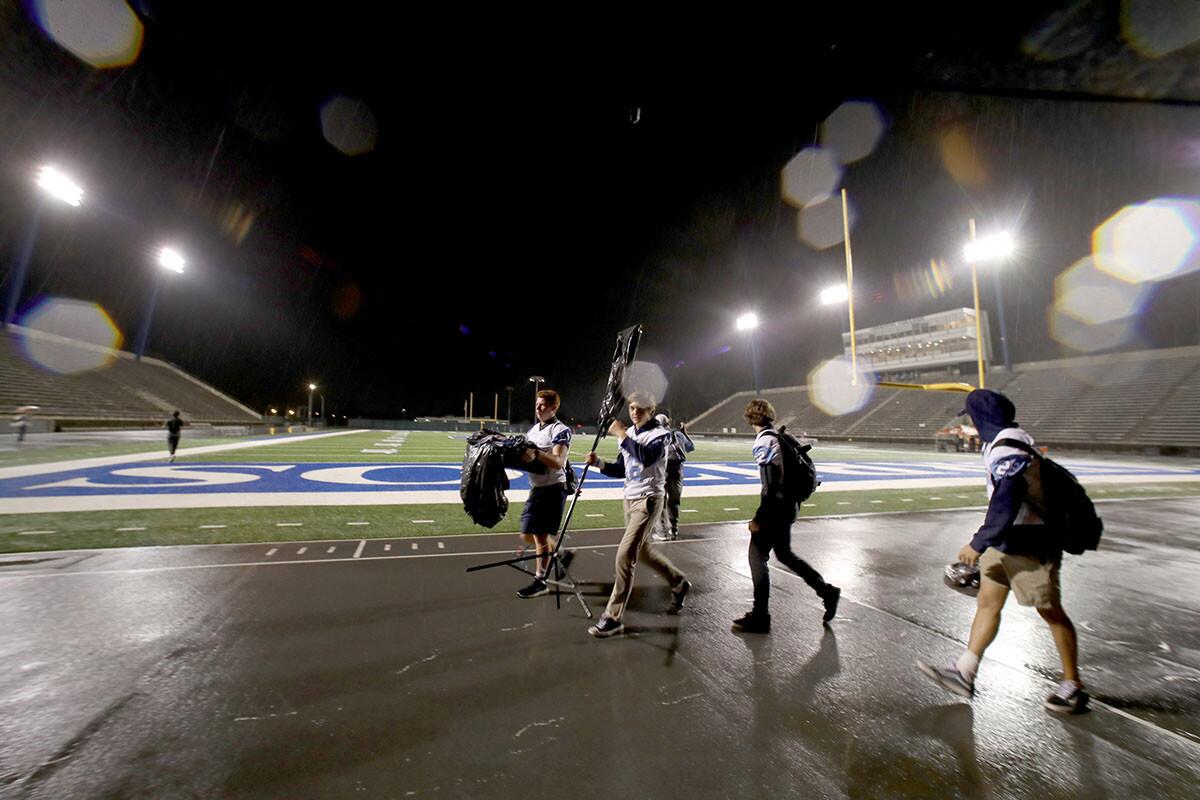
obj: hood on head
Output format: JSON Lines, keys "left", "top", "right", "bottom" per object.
{"left": 960, "top": 389, "right": 1016, "bottom": 442}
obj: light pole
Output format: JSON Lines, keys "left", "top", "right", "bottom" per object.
{"left": 135, "top": 246, "right": 185, "bottom": 360}
{"left": 307, "top": 383, "right": 317, "bottom": 427}
{"left": 528, "top": 375, "right": 545, "bottom": 409}
{"left": 735, "top": 312, "right": 760, "bottom": 393}
{"left": 3, "top": 165, "right": 85, "bottom": 331}
{"left": 505, "top": 385, "right": 514, "bottom": 423}
{"left": 963, "top": 222, "right": 1016, "bottom": 388}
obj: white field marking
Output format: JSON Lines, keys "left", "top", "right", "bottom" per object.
{"left": 347, "top": 521, "right": 370, "bottom": 526}
{"left": 681, "top": 509, "right": 699, "bottom": 513}
{"left": 836, "top": 502, "right": 851, "bottom": 506}
{"left": 929, "top": 496, "right": 942, "bottom": 500}
{"left": 17, "top": 530, "right": 54, "bottom": 535}
{"left": 870, "top": 500, "right": 884, "bottom": 504}
{"left": 411, "top": 543, "right": 418, "bottom": 550}
{"left": 326, "top": 546, "right": 336, "bottom": 554}
{"left": 353, "top": 540, "right": 366, "bottom": 559}
{"left": 412, "top": 520, "right": 435, "bottom": 524}
{"left": 585, "top": 513, "right": 605, "bottom": 517}
{"left": 767, "top": 565, "right": 1200, "bottom": 754}
{"left": 276, "top": 523, "right": 302, "bottom": 527}
{"left": 956, "top": 495, "right": 970, "bottom": 499}
{"left": 199, "top": 524, "right": 226, "bottom": 529}
{"left": 361, "top": 449, "right": 397, "bottom": 454}
{"left": 297, "top": 547, "right": 307, "bottom": 555}
{"left": 901, "top": 498, "right": 913, "bottom": 502}
{"left": 437, "top": 542, "right": 445, "bottom": 549}
{"left": 723, "top": 507, "right": 740, "bottom": 511}
{"left": 116, "top": 527, "right": 146, "bottom": 531}
{"left": 802, "top": 503, "right": 816, "bottom": 508}
{"left": 0, "top": 428, "right": 368, "bottom": 481}
{"left": 384, "top": 544, "right": 392, "bottom": 552}
{"left": 265, "top": 548, "right": 278, "bottom": 556}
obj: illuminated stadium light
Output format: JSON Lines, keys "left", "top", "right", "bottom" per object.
{"left": 780, "top": 147, "right": 842, "bottom": 208}
{"left": 320, "top": 95, "right": 378, "bottom": 156}
{"left": 819, "top": 284, "right": 848, "bottom": 305}
{"left": 819, "top": 101, "right": 886, "bottom": 164}
{"left": 798, "top": 194, "right": 855, "bottom": 250}
{"left": 36, "top": 165, "right": 84, "bottom": 207}
{"left": 808, "top": 357, "right": 875, "bottom": 416}
{"left": 308, "top": 383, "right": 317, "bottom": 391}
{"left": 29, "top": 0, "right": 144, "bottom": 69}
{"left": 20, "top": 298, "right": 122, "bottom": 374}
{"left": 1054, "top": 256, "right": 1153, "bottom": 326}
{"left": 1093, "top": 198, "right": 1200, "bottom": 283}
{"left": 735, "top": 312, "right": 760, "bottom": 331}
{"left": 963, "top": 232, "right": 1015, "bottom": 264}
{"left": 158, "top": 247, "right": 185, "bottom": 274}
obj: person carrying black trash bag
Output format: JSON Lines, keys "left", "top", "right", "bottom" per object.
{"left": 732, "top": 398, "right": 840, "bottom": 634}
{"left": 917, "top": 388, "right": 1090, "bottom": 714}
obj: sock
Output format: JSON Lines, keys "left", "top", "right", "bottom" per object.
{"left": 535, "top": 570, "right": 546, "bottom": 580}
{"left": 956, "top": 650, "right": 980, "bottom": 683}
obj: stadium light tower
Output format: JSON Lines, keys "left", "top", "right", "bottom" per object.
{"left": 134, "top": 246, "right": 186, "bottom": 360}
{"left": 307, "top": 383, "right": 318, "bottom": 427}
{"left": 963, "top": 221, "right": 1016, "bottom": 385}
{"left": 528, "top": 375, "right": 545, "bottom": 408}
{"left": 735, "top": 312, "right": 761, "bottom": 393}
{"left": 2, "top": 165, "right": 86, "bottom": 331}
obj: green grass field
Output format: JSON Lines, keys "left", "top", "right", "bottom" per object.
{"left": 2, "top": 429, "right": 1198, "bottom": 554}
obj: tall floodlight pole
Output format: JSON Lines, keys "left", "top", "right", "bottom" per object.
{"left": 528, "top": 375, "right": 544, "bottom": 409}
{"left": 505, "top": 386, "right": 514, "bottom": 423}
{"left": 841, "top": 188, "right": 858, "bottom": 385}
{"left": 135, "top": 246, "right": 185, "bottom": 360}
{"left": 307, "top": 383, "right": 317, "bottom": 427}
{"left": 963, "top": 222, "right": 1016, "bottom": 390}
{"left": 3, "top": 165, "right": 84, "bottom": 331}
{"left": 736, "top": 312, "right": 760, "bottom": 393}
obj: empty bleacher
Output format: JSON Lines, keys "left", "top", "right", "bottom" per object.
{"left": 689, "top": 347, "right": 1200, "bottom": 453}
{"left": 1, "top": 326, "right": 261, "bottom": 427}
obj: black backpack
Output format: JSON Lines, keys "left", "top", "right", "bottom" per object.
{"left": 994, "top": 438, "right": 1103, "bottom": 555}
{"left": 764, "top": 426, "right": 820, "bottom": 506}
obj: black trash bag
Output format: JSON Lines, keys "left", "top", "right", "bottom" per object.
{"left": 461, "top": 430, "right": 541, "bottom": 527}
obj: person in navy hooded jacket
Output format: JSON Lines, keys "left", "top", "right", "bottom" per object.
{"left": 918, "top": 389, "right": 1088, "bottom": 714}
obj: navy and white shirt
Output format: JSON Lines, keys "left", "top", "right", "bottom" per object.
{"left": 598, "top": 417, "right": 672, "bottom": 499}
{"left": 666, "top": 429, "right": 695, "bottom": 466}
{"left": 751, "top": 425, "right": 790, "bottom": 525}
{"left": 970, "top": 426, "right": 1050, "bottom": 555}
{"left": 526, "top": 418, "right": 572, "bottom": 489}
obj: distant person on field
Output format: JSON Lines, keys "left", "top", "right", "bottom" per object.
{"left": 12, "top": 407, "right": 30, "bottom": 444}
{"left": 652, "top": 413, "right": 694, "bottom": 542}
{"left": 515, "top": 390, "right": 574, "bottom": 599}
{"left": 166, "top": 410, "right": 184, "bottom": 462}
{"left": 917, "top": 389, "right": 1088, "bottom": 714}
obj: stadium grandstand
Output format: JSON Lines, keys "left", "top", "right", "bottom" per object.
{"left": 1, "top": 324, "right": 261, "bottom": 430}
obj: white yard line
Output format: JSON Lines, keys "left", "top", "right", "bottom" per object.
{"left": 0, "top": 428, "right": 368, "bottom": 481}
{"left": 353, "top": 540, "right": 366, "bottom": 558}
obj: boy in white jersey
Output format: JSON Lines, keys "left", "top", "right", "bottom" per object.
{"left": 516, "top": 390, "right": 574, "bottom": 599}
{"left": 584, "top": 391, "right": 691, "bottom": 638}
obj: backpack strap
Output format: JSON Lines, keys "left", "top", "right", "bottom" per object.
{"left": 993, "top": 437, "right": 1041, "bottom": 459}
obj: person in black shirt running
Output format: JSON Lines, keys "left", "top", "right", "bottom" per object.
{"left": 166, "top": 410, "right": 184, "bottom": 462}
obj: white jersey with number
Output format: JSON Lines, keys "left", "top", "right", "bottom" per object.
{"left": 526, "top": 419, "right": 572, "bottom": 488}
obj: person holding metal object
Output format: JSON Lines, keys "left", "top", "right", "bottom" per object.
{"left": 584, "top": 391, "right": 691, "bottom": 638}
{"left": 515, "top": 389, "right": 574, "bottom": 599}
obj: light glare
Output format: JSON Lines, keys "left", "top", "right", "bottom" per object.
{"left": 37, "top": 166, "right": 84, "bottom": 207}
{"left": 819, "top": 285, "right": 848, "bottom": 305}
{"left": 963, "top": 232, "right": 1015, "bottom": 264}
{"left": 736, "top": 313, "right": 760, "bottom": 332}
{"left": 158, "top": 247, "right": 185, "bottom": 273}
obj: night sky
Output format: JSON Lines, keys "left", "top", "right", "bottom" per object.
{"left": 2, "top": 2, "right": 1200, "bottom": 423}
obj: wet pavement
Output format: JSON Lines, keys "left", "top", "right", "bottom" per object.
{"left": 0, "top": 499, "right": 1197, "bottom": 798}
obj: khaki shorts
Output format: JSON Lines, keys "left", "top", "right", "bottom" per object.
{"left": 979, "top": 548, "right": 1062, "bottom": 608}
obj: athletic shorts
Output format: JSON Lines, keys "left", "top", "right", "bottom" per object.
{"left": 520, "top": 485, "right": 566, "bottom": 535}
{"left": 979, "top": 547, "right": 1062, "bottom": 608}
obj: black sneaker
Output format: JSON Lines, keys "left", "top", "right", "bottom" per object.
{"left": 516, "top": 578, "right": 548, "bottom": 599}
{"left": 666, "top": 579, "right": 691, "bottom": 615}
{"left": 587, "top": 614, "right": 624, "bottom": 638}
{"left": 1044, "top": 681, "right": 1089, "bottom": 714}
{"left": 822, "top": 585, "right": 841, "bottom": 623}
{"left": 916, "top": 660, "right": 975, "bottom": 698}
{"left": 731, "top": 612, "right": 771, "bottom": 634}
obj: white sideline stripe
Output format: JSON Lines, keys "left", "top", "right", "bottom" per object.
{"left": 297, "top": 547, "right": 307, "bottom": 555}
{"left": 412, "top": 520, "right": 434, "bottom": 524}
{"left": 870, "top": 500, "right": 883, "bottom": 504}
{"left": 585, "top": 513, "right": 604, "bottom": 517}
{"left": 353, "top": 540, "right": 366, "bottom": 559}
{"left": 0, "top": 428, "right": 367, "bottom": 481}
{"left": 347, "top": 521, "right": 370, "bottom": 526}
{"left": 901, "top": 498, "right": 913, "bottom": 502}
{"left": 265, "top": 548, "right": 277, "bottom": 556}
{"left": 18, "top": 530, "right": 54, "bottom": 535}
{"left": 723, "top": 507, "right": 740, "bottom": 511}
{"left": 836, "top": 502, "right": 851, "bottom": 506}
{"left": 929, "top": 496, "right": 942, "bottom": 500}
{"left": 326, "top": 546, "right": 336, "bottom": 554}
{"left": 437, "top": 542, "right": 445, "bottom": 549}
{"left": 117, "top": 527, "right": 146, "bottom": 531}
{"left": 199, "top": 524, "right": 226, "bottom": 529}
{"left": 276, "top": 523, "right": 302, "bottom": 527}
{"left": 681, "top": 509, "right": 698, "bottom": 513}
